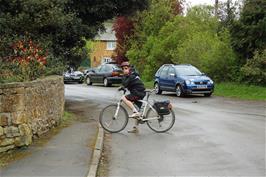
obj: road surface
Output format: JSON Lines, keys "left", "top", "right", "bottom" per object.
{"left": 65, "top": 84, "right": 265, "bottom": 176}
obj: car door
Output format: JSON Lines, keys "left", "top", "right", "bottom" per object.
{"left": 97, "top": 65, "right": 107, "bottom": 83}
{"left": 159, "top": 66, "right": 169, "bottom": 90}
{"left": 89, "top": 66, "right": 100, "bottom": 83}
{"left": 174, "top": 67, "right": 185, "bottom": 86}
{"left": 166, "top": 66, "right": 177, "bottom": 91}
{"left": 100, "top": 64, "right": 113, "bottom": 83}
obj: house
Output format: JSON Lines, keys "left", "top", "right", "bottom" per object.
{"left": 90, "top": 23, "right": 117, "bottom": 68}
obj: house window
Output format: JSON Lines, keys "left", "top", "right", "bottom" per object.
{"left": 101, "top": 57, "right": 112, "bottom": 64}
{"left": 106, "top": 41, "right": 116, "bottom": 50}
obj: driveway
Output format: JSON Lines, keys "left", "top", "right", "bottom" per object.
{"left": 65, "top": 84, "right": 265, "bottom": 176}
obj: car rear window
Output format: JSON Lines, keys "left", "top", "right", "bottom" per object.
{"left": 111, "top": 64, "right": 121, "bottom": 70}
{"left": 174, "top": 66, "right": 202, "bottom": 76}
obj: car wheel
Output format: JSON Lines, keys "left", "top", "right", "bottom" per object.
{"left": 78, "top": 78, "right": 83, "bottom": 84}
{"left": 86, "top": 77, "right": 92, "bottom": 85}
{"left": 204, "top": 93, "right": 212, "bottom": 97}
{"left": 154, "top": 83, "right": 162, "bottom": 94}
{"left": 103, "top": 78, "right": 110, "bottom": 87}
{"left": 176, "top": 85, "right": 184, "bottom": 97}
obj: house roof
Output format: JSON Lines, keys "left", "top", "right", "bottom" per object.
{"left": 94, "top": 23, "right": 117, "bottom": 41}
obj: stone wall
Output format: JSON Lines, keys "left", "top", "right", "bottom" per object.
{"left": 0, "top": 76, "right": 64, "bottom": 153}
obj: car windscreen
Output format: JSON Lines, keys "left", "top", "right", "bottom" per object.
{"left": 174, "top": 66, "right": 202, "bottom": 76}
{"left": 112, "top": 64, "right": 122, "bottom": 70}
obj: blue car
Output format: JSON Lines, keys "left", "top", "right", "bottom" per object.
{"left": 154, "top": 64, "right": 214, "bottom": 97}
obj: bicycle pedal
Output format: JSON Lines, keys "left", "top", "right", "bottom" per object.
{"left": 138, "top": 120, "right": 145, "bottom": 124}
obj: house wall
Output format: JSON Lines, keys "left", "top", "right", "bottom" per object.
{"left": 90, "top": 41, "right": 116, "bottom": 68}
{"left": 0, "top": 76, "right": 64, "bottom": 153}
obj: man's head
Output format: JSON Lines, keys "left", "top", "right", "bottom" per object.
{"left": 121, "top": 61, "right": 130, "bottom": 75}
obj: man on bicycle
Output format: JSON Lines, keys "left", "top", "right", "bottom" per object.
{"left": 119, "top": 61, "right": 146, "bottom": 133}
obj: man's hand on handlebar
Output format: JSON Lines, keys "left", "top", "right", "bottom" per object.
{"left": 118, "top": 86, "right": 125, "bottom": 91}
{"left": 118, "top": 86, "right": 126, "bottom": 94}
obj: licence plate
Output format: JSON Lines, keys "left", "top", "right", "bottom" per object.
{"left": 197, "top": 85, "right": 207, "bottom": 89}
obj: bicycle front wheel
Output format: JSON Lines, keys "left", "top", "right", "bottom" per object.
{"left": 146, "top": 108, "right": 175, "bottom": 133}
{"left": 99, "top": 104, "right": 129, "bottom": 133}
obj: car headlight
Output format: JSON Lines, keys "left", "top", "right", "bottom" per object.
{"left": 185, "top": 80, "right": 191, "bottom": 85}
{"left": 208, "top": 80, "right": 214, "bottom": 84}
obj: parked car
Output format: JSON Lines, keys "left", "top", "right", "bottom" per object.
{"left": 85, "top": 62, "right": 123, "bottom": 87}
{"left": 64, "top": 69, "right": 84, "bottom": 84}
{"left": 83, "top": 68, "right": 95, "bottom": 75}
{"left": 154, "top": 64, "right": 214, "bottom": 97}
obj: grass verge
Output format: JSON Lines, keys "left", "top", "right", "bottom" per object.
{"left": 214, "top": 82, "right": 266, "bottom": 101}
{"left": 144, "top": 80, "right": 154, "bottom": 89}
{"left": 144, "top": 81, "right": 266, "bottom": 101}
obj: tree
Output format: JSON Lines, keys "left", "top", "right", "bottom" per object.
{"left": 156, "top": 6, "right": 236, "bottom": 81}
{"left": 113, "top": 0, "right": 184, "bottom": 65}
{"left": 231, "top": 0, "right": 266, "bottom": 61}
{"left": 126, "top": 0, "right": 183, "bottom": 80}
{"left": 127, "top": 5, "right": 237, "bottom": 81}
{"left": 0, "top": 0, "right": 149, "bottom": 67}
{"left": 215, "top": 0, "right": 219, "bottom": 17}
{"left": 218, "top": 0, "right": 240, "bottom": 29}
{"left": 240, "top": 49, "right": 266, "bottom": 85}
{"left": 176, "top": 30, "right": 237, "bottom": 81}
{"left": 113, "top": 16, "right": 134, "bottom": 64}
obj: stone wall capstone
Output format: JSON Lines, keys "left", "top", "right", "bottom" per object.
{"left": 0, "top": 76, "right": 64, "bottom": 153}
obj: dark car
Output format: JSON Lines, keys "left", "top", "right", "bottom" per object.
{"left": 83, "top": 68, "right": 95, "bottom": 75}
{"left": 85, "top": 63, "right": 123, "bottom": 87}
{"left": 64, "top": 70, "right": 84, "bottom": 84}
{"left": 154, "top": 64, "right": 214, "bottom": 97}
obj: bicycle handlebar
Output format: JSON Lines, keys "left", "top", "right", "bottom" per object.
{"left": 118, "top": 87, "right": 127, "bottom": 94}
{"left": 118, "top": 88, "right": 156, "bottom": 99}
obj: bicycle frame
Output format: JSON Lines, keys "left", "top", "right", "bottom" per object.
{"left": 99, "top": 88, "right": 175, "bottom": 133}
{"left": 114, "top": 89, "right": 159, "bottom": 121}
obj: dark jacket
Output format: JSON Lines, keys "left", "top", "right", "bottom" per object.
{"left": 122, "top": 68, "right": 145, "bottom": 97}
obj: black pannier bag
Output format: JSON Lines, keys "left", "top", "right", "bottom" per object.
{"left": 153, "top": 100, "right": 171, "bottom": 115}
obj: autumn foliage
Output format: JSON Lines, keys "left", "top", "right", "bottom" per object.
{"left": 0, "top": 38, "right": 48, "bottom": 82}
{"left": 112, "top": 1, "right": 183, "bottom": 65}
{"left": 11, "top": 39, "right": 47, "bottom": 65}
{"left": 112, "top": 16, "right": 134, "bottom": 64}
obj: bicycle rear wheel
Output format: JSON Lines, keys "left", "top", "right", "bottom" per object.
{"left": 99, "top": 104, "right": 129, "bottom": 133}
{"left": 146, "top": 108, "right": 175, "bottom": 133}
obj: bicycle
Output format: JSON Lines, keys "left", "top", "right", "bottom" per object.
{"left": 99, "top": 88, "right": 175, "bottom": 133}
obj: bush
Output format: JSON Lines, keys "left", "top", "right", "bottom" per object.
{"left": 0, "top": 61, "right": 22, "bottom": 83}
{"left": 176, "top": 30, "right": 237, "bottom": 81}
{"left": 126, "top": 0, "right": 177, "bottom": 81}
{"left": 127, "top": 5, "right": 238, "bottom": 81}
{"left": 44, "top": 55, "right": 65, "bottom": 76}
{"left": 240, "top": 50, "right": 266, "bottom": 86}
{"left": 0, "top": 38, "right": 46, "bottom": 83}
{"left": 0, "top": 37, "right": 64, "bottom": 83}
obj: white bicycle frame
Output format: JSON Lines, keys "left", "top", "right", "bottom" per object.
{"left": 114, "top": 90, "right": 159, "bottom": 121}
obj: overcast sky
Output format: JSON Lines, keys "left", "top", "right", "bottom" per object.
{"left": 184, "top": 0, "right": 240, "bottom": 14}
{"left": 186, "top": 0, "right": 237, "bottom": 6}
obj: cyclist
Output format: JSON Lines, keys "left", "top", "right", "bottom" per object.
{"left": 119, "top": 61, "right": 146, "bottom": 133}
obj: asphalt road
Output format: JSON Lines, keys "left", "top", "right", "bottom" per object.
{"left": 65, "top": 84, "right": 265, "bottom": 176}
